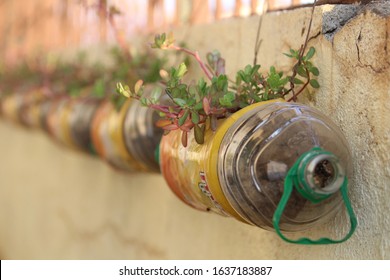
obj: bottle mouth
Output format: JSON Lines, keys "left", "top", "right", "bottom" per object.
{"left": 296, "top": 148, "right": 346, "bottom": 202}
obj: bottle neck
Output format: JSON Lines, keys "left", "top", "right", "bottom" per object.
{"left": 273, "top": 147, "right": 357, "bottom": 244}
{"left": 294, "top": 147, "right": 346, "bottom": 203}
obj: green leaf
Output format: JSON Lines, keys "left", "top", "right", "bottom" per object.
{"left": 297, "top": 65, "right": 308, "bottom": 78}
{"left": 244, "top": 65, "right": 252, "bottom": 75}
{"left": 153, "top": 33, "right": 166, "bottom": 48}
{"left": 226, "top": 91, "right": 235, "bottom": 101}
{"left": 198, "top": 77, "right": 206, "bottom": 92}
{"left": 305, "top": 47, "right": 315, "bottom": 61}
{"left": 219, "top": 98, "right": 230, "bottom": 107}
{"left": 279, "top": 77, "right": 289, "bottom": 86}
{"left": 116, "top": 82, "right": 130, "bottom": 97}
{"left": 176, "top": 63, "right": 187, "bottom": 78}
{"left": 238, "top": 71, "right": 249, "bottom": 83}
{"left": 310, "top": 66, "right": 319, "bottom": 76}
{"left": 188, "top": 85, "right": 198, "bottom": 99}
{"left": 191, "top": 111, "right": 200, "bottom": 124}
{"left": 194, "top": 102, "right": 203, "bottom": 110}
{"left": 288, "top": 48, "right": 299, "bottom": 59}
{"left": 216, "top": 75, "right": 228, "bottom": 91}
{"left": 194, "top": 124, "right": 204, "bottom": 144}
{"left": 151, "top": 87, "right": 162, "bottom": 102}
{"left": 292, "top": 77, "right": 304, "bottom": 84}
{"left": 267, "top": 72, "right": 285, "bottom": 89}
{"left": 178, "top": 110, "right": 189, "bottom": 126}
{"left": 140, "top": 97, "right": 149, "bottom": 106}
{"left": 310, "top": 79, "right": 320, "bottom": 88}
{"left": 186, "top": 98, "right": 196, "bottom": 106}
{"left": 134, "top": 80, "right": 143, "bottom": 95}
{"left": 173, "top": 98, "right": 187, "bottom": 107}
{"left": 251, "top": 65, "right": 261, "bottom": 76}
{"left": 305, "top": 61, "right": 313, "bottom": 68}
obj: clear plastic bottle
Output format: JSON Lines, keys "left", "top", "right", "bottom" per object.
{"left": 90, "top": 86, "right": 163, "bottom": 172}
{"left": 67, "top": 96, "right": 102, "bottom": 153}
{"left": 46, "top": 96, "right": 73, "bottom": 146}
{"left": 1, "top": 85, "right": 50, "bottom": 126}
{"left": 90, "top": 99, "right": 148, "bottom": 171}
{"left": 122, "top": 88, "right": 163, "bottom": 172}
{"left": 160, "top": 100, "right": 357, "bottom": 244}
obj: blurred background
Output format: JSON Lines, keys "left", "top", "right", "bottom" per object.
{"left": 0, "top": 0, "right": 313, "bottom": 66}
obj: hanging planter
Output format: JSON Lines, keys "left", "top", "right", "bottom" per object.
{"left": 91, "top": 98, "right": 147, "bottom": 171}
{"left": 38, "top": 97, "right": 57, "bottom": 132}
{"left": 18, "top": 87, "right": 50, "bottom": 128}
{"left": 46, "top": 95, "right": 74, "bottom": 146}
{"left": 116, "top": 31, "right": 357, "bottom": 243}
{"left": 0, "top": 92, "right": 21, "bottom": 123}
{"left": 0, "top": 87, "right": 46, "bottom": 127}
{"left": 67, "top": 96, "right": 102, "bottom": 154}
{"left": 45, "top": 94, "right": 102, "bottom": 154}
{"left": 122, "top": 86, "right": 164, "bottom": 172}
{"left": 91, "top": 85, "right": 164, "bottom": 172}
{"left": 159, "top": 99, "right": 357, "bottom": 244}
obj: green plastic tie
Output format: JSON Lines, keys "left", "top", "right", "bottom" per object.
{"left": 273, "top": 147, "right": 357, "bottom": 245}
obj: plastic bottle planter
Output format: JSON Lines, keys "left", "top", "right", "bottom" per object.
{"left": 91, "top": 99, "right": 145, "bottom": 171}
{"left": 39, "top": 97, "right": 57, "bottom": 132}
{"left": 1, "top": 88, "right": 34, "bottom": 125}
{"left": 160, "top": 100, "right": 357, "bottom": 244}
{"left": 46, "top": 96, "right": 74, "bottom": 146}
{"left": 1, "top": 87, "right": 46, "bottom": 127}
{"left": 91, "top": 88, "right": 163, "bottom": 172}
{"left": 122, "top": 89, "right": 163, "bottom": 172}
{"left": 46, "top": 96, "right": 101, "bottom": 153}
{"left": 0, "top": 93, "right": 21, "bottom": 123}
{"left": 67, "top": 97, "right": 102, "bottom": 154}
{"left": 19, "top": 88, "right": 49, "bottom": 128}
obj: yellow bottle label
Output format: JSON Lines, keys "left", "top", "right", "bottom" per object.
{"left": 160, "top": 99, "right": 282, "bottom": 222}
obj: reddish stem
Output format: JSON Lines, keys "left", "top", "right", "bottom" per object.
{"left": 170, "top": 45, "right": 213, "bottom": 81}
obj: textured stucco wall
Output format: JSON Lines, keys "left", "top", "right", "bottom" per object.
{"left": 0, "top": 3, "right": 389, "bottom": 259}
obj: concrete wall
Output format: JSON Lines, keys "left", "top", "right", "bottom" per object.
{"left": 0, "top": 3, "right": 389, "bottom": 259}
